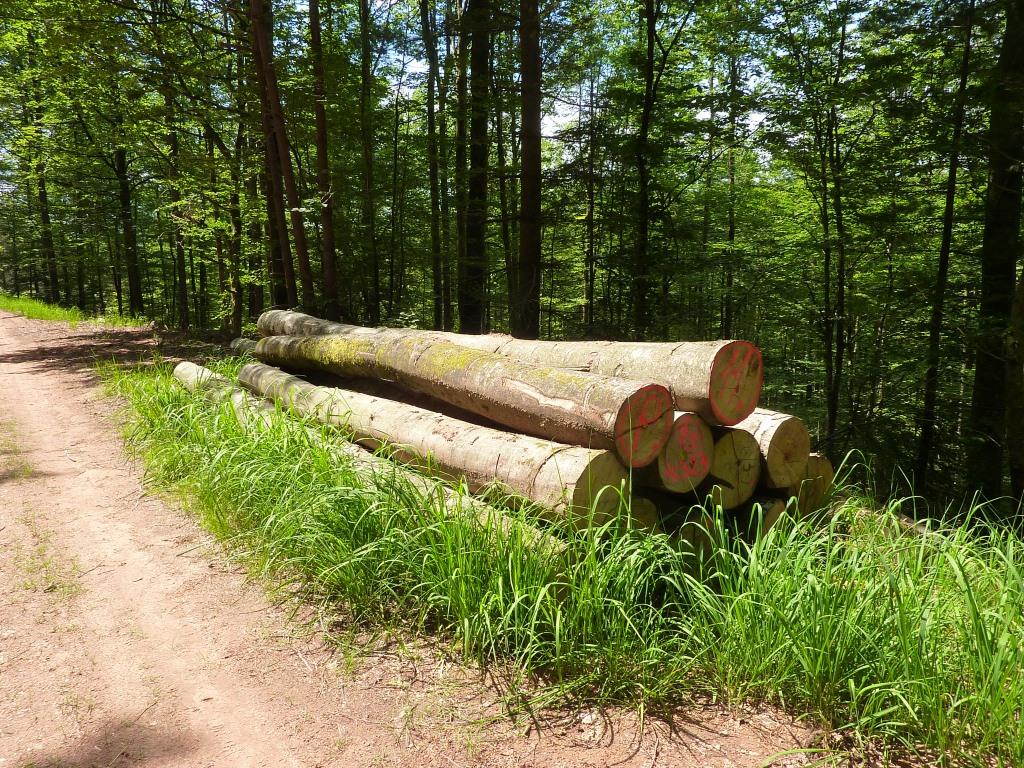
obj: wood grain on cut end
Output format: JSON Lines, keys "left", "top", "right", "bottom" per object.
{"left": 700, "top": 428, "right": 761, "bottom": 510}
{"left": 788, "top": 452, "right": 834, "bottom": 514}
{"left": 657, "top": 411, "right": 713, "bottom": 493}
{"left": 564, "top": 449, "right": 629, "bottom": 527}
{"left": 612, "top": 383, "right": 674, "bottom": 468}
{"left": 734, "top": 408, "right": 810, "bottom": 489}
{"left": 707, "top": 341, "right": 763, "bottom": 425}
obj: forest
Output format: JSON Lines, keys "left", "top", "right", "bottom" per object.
{"left": 0, "top": 0, "right": 1022, "bottom": 512}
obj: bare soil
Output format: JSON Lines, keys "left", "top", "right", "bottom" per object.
{"left": 0, "top": 312, "right": 817, "bottom": 767}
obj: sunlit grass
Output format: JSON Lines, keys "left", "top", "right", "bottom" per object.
{"left": 0, "top": 293, "right": 144, "bottom": 327}
{"left": 101, "top": 358, "right": 1024, "bottom": 766}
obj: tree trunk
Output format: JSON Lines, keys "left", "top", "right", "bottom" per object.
{"left": 916, "top": 0, "right": 974, "bottom": 491}
{"left": 968, "top": 0, "right": 1024, "bottom": 500}
{"left": 239, "top": 362, "right": 628, "bottom": 526}
{"left": 253, "top": 332, "right": 672, "bottom": 467}
{"left": 250, "top": 0, "right": 315, "bottom": 310}
{"left": 309, "top": 0, "right": 340, "bottom": 321}
{"left": 420, "top": 0, "right": 444, "bottom": 330}
{"left": 164, "top": 90, "right": 189, "bottom": 330}
{"left": 516, "top": 0, "right": 542, "bottom": 339}
{"left": 256, "top": 308, "right": 763, "bottom": 424}
{"left": 633, "top": 0, "right": 657, "bottom": 340}
{"left": 460, "top": 0, "right": 489, "bottom": 334}
{"left": 114, "top": 147, "right": 143, "bottom": 316}
{"left": 454, "top": 14, "right": 469, "bottom": 332}
{"left": 358, "top": 0, "right": 380, "bottom": 324}
{"left": 733, "top": 408, "right": 811, "bottom": 489}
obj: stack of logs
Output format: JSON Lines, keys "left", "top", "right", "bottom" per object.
{"left": 211, "top": 310, "right": 833, "bottom": 540}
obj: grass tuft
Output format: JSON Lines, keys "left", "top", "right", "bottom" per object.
{"left": 101, "top": 359, "right": 1024, "bottom": 766}
{"left": 0, "top": 293, "right": 144, "bottom": 327}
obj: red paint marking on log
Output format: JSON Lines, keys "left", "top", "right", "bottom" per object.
{"left": 616, "top": 386, "right": 671, "bottom": 467}
{"left": 710, "top": 342, "right": 762, "bottom": 424}
{"left": 662, "top": 420, "right": 708, "bottom": 482}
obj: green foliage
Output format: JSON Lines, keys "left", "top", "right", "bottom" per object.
{"left": 101, "top": 360, "right": 1024, "bottom": 765}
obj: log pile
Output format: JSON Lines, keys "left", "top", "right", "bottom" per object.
{"left": 200, "top": 309, "right": 833, "bottom": 543}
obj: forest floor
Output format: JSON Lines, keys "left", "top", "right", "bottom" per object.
{"left": 0, "top": 312, "right": 818, "bottom": 768}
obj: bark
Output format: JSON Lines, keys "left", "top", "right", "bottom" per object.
{"left": 256, "top": 309, "right": 763, "bottom": 424}
{"left": 516, "top": 0, "right": 542, "bottom": 339}
{"left": 254, "top": 332, "right": 671, "bottom": 467}
{"left": 420, "top": 0, "right": 444, "bottom": 330}
{"left": 250, "top": 22, "right": 295, "bottom": 307}
{"left": 454, "top": 16, "right": 469, "bottom": 331}
{"left": 968, "top": 0, "right": 1024, "bottom": 500}
{"left": 35, "top": 163, "right": 60, "bottom": 305}
{"left": 697, "top": 428, "right": 761, "bottom": 510}
{"left": 460, "top": 0, "right": 489, "bottom": 333}
{"left": 164, "top": 90, "right": 189, "bottom": 330}
{"left": 309, "top": 0, "right": 340, "bottom": 321}
{"left": 250, "top": 0, "right": 315, "bottom": 310}
{"left": 916, "top": 0, "right": 974, "bottom": 490}
{"left": 174, "top": 362, "right": 564, "bottom": 555}
{"left": 239, "top": 362, "right": 628, "bottom": 525}
{"left": 634, "top": 0, "right": 656, "bottom": 340}
{"left": 787, "top": 452, "right": 834, "bottom": 515}
{"left": 230, "top": 337, "right": 258, "bottom": 354}
{"left": 733, "top": 407, "right": 811, "bottom": 489}
{"left": 358, "top": 0, "right": 380, "bottom": 324}
{"left": 114, "top": 148, "right": 143, "bottom": 316}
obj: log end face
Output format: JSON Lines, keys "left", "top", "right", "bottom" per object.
{"left": 613, "top": 384, "right": 674, "bottom": 468}
{"left": 657, "top": 412, "right": 713, "bottom": 493}
{"left": 765, "top": 417, "right": 811, "bottom": 488}
{"left": 701, "top": 429, "right": 761, "bottom": 509}
{"left": 707, "top": 341, "right": 763, "bottom": 425}
{"left": 569, "top": 451, "right": 629, "bottom": 527}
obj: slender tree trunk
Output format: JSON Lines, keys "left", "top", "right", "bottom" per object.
{"left": 917, "top": 0, "right": 974, "bottom": 491}
{"left": 494, "top": 60, "right": 514, "bottom": 330}
{"left": 988, "top": 1, "right": 1024, "bottom": 502}
{"left": 454, "top": 10, "right": 469, "bottom": 331}
{"left": 516, "top": 0, "right": 542, "bottom": 339}
{"left": 439, "top": 15, "right": 455, "bottom": 330}
{"left": 163, "top": 89, "right": 189, "bottom": 330}
{"left": 114, "top": 147, "right": 143, "bottom": 316}
{"left": 585, "top": 68, "right": 597, "bottom": 336}
{"left": 309, "top": 0, "right": 340, "bottom": 321}
{"left": 722, "top": 53, "right": 738, "bottom": 339}
{"left": 358, "top": 0, "right": 380, "bottom": 324}
{"left": 634, "top": 0, "right": 656, "bottom": 340}
{"left": 420, "top": 0, "right": 444, "bottom": 329}
{"left": 459, "top": 0, "right": 489, "bottom": 334}
{"left": 250, "top": 0, "right": 315, "bottom": 310}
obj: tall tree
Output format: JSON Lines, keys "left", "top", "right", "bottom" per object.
{"left": 515, "top": 0, "right": 542, "bottom": 338}
{"left": 460, "top": 0, "right": 489, "bottom": 333}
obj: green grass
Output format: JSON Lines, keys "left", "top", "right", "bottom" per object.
{"left": 101, "top": 359, "right": 1024, "bottom": 766}
{"left": 0, "top": 293, "right": 143, "bottom": 327}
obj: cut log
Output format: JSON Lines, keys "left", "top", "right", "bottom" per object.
{"left": 230, "top": 337, "right": 258, "bottom": 354}
{"left": 238, "top": 362, "right": 629, "bottom": 528}
{"left": 731, "top": 496, "right": 789, "bottom": 541}
{"left": 628, "top": 496, "right": 661, "bottom": 532}
{"left": 171, "top": 362, "right": 564, "bottom": 556}
{"left": 256, "top": 309, "right": 763, "bottom": 425}
{"left": 697, "top": 428, "right": 761, "bottom": 510}
{"left": 655, "top": 412, "right": 713, "bottom": 493}
{"left": 253, "top": 333, "right": 673, "bottom": 468}
{"left": 733, "top": 408, "right": 810, "bottom": 489}
{"left": 787, "top": 452, "right": 834, "bottom": 514}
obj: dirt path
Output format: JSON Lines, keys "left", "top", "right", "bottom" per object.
{"left": 0, "top": 313, "right": 814, "bottom": 768}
